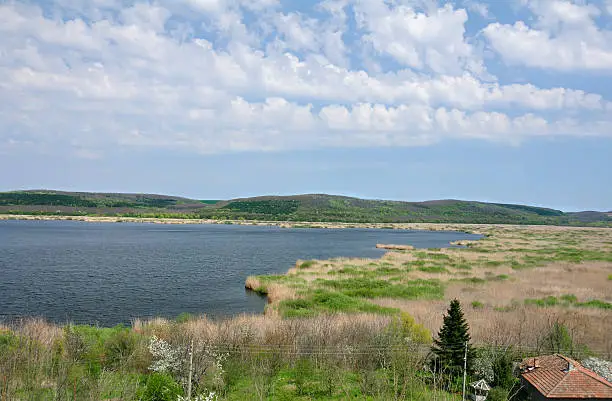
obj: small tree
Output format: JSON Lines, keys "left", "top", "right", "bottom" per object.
{"left": 431, "top": 299, "right": 474, "bottom": 376}
{"left": 492, "top": 352, "right": 515, "bottom": 390}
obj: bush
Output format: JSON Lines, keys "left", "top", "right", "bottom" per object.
{"left": 293, "top": 358, "right": 314, "bottom": 395}
{"left": 175, "top": 312, "right": 193, "bottom": 323}
{"left": 492, "top": 352, "right": 515, "bottom": 390}
{"left": 398, "top": 312, "right": 431, "bottom": 344}
{"left": 140, "top": 373, "right": 183, "bottom": 401}
{"left": 64, "top": 326, "right": 87, "bottom": 362}
{"left": 0, "top": 331, "right": 17, "bottom": 354}
{"left": 487, "top": 387, "right": 509, "bottom": 401}
{"left": 103, "top": 328, "right": 138, "bottom": 370}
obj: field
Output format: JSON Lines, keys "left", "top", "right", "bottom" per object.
{"left": 246, "top": 224, "right": 612, "bottom": 357}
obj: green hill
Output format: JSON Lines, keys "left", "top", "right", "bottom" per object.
{"left": 0, "top": 190, "right": 610, "bottom": 226}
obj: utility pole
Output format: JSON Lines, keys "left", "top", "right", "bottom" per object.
{"left": 462, "top": 341, "right": 468, "bottom": 401}
{"left": 187, "top": 338, "right": 194, "bottom": 400}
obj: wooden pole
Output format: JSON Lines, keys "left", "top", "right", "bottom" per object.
{"left": 2, "top": 375, "right": 6, "bottom": 401}
{"left": 462, "top": 342, "right": 468, "bottom": 401}
{"left": 187, "top": 338, "right": 194, "bottom": 400}
{"left": 73, "top": 376, "right": 77, "bottom": 401}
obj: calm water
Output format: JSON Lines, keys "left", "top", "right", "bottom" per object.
{"left": 0, "top": 220, "right": 481, "bottom": 326}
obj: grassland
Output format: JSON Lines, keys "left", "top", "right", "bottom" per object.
{"left": 246, "top": 224, "right": 612, "bottom": 357}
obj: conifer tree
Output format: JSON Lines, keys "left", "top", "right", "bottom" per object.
{"left": 431, "top": 299, "right": 474, "bottom": 376}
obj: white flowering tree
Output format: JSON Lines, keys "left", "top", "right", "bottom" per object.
{"left": 148, "top": 336, "right": 227, "bottom": 401}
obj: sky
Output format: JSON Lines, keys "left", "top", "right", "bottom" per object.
{"left": 1, "top": 0, "right": 611, "bottom": 211}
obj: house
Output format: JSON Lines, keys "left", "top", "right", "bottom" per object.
{"left": 520, "top": 354, "right": 612, "bottom": 400}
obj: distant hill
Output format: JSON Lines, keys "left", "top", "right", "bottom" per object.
{"left": 1, "top": 190, "right": 610, "bottom": 226}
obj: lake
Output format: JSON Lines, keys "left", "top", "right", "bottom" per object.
{"left": 0, "top": 220, "right": 481, "bottom": 326}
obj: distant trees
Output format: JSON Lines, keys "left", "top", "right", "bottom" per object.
{"left": 431, "top": 299, "right": 475, "bottom": 376}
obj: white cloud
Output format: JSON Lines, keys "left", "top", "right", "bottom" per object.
{"left": 0, "top": 0, "right": 611, "bottom": 157}
{"left": 484, "top": 1, "right": 612, "bottom": 71}
{"left": 354, "top": 1, "right": 485, "bottom": 75}
{"left": 274, "top": 13, "right": 320, "bottom": 52}
{"left": 183, "top": 0, "right": 225, "bottom": 13}
{"left": 462, "top": 0, "right": 490, "bottom": 18}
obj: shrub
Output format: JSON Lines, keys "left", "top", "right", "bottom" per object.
{"left": 139, "top": 373, "right": 183, "bottom": 401}
{"left": 64, "top": 326, "right": 87, "bottom": 362}
{"left": 492, "top": 352, "right": 516, "bottom": 390}
{"left": 103, "top": 328, "right": 138, "bottom": 370}
{"left": 176, "top": 312, "right": 193, "bottom": 323}
{"left": 542, "top": 322, "right": 575, "bottom": 356}
{"left": 0, "top": 330, "right": 17, "bottom": 353}
{"left": 293, "top": 358, "right": 314, "bottom": 395}
{"left": 397, "top": 312, "right": 431, "bottom": 344}
{"left": 487, "top": 387, "right": 510, "bottom": 401}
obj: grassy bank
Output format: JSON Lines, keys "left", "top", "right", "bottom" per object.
{"left": 246, "top": 224, "right": 612, "bottom": 356}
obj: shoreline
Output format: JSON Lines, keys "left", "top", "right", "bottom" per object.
{"left": 0, "top": 213, "right": 486, "bottom": 231}
{"left": 2, "top": 213, "right": 591, "bottom": 234}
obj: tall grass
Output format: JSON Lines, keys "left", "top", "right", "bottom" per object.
{"left": 0, "top": 314, "right": 469, "bottom": 400}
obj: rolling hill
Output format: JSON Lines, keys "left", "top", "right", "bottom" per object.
{"left": 0, "top": 190, "right": 610, "bottom": 226}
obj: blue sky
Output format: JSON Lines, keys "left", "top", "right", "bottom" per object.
{"left": 1, "top": 0, "right": 611, "bottom": 211}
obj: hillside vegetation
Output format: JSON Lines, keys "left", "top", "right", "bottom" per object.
{"left": 1, "top": 190, "right": 610, "bottom": 226}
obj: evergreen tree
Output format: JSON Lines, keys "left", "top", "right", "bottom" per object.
{"left": 431, "top": 299, "right": 474, "bottom": 376}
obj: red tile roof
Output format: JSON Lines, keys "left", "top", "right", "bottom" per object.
{"left": 521, "top": 354, "right": 612, "bottom": 399}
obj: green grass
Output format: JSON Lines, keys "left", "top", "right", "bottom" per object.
{"left": 299, "top": 260, "right": 317, "bottom": 269}
{"left": 279, "top": 290, "right": 399, "bottom": 318}
{"left": 560, "top": 294, "right": 578, "bottom": 303}
{"left": 576, "top": 300, "right": 612, "bottom": 310}
{"left": 315, "top": 278, "right": 444, "bottom": 300}
{"left": 452, "top": 277, "right": 486, "bottom": 284}
{"left": 451, "top": 263, "right": 472, "bottom": 270}
{"left": 524, "top": 295, "right": 612, "bottom": 310}
{"left": 375, "top": 266, "right": 402, "bottom": 274}
{"left": 224, "top": 365, "right": 460, "bottom": 400}
{"left": 417, "top": 265, "right": 449, "bottom": 273}
{"left": 525, "top": 296, "right": 559, "bottom": 307}
{"left": 326, "top": 266, "right": 402, "bottom": 279}
{"left": 471, "top": 301, "right": 484, "bottom": 309}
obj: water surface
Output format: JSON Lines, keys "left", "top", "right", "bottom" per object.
{"left": 0, "top": 220, "right": 481, "bottom": 326}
